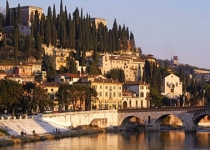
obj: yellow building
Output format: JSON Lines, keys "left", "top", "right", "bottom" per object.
{"left": 90, "top": 17, "right": 107, "bottom": 29}
{"left": 9, "top": 5, "right": 43, "bottom": 26}
{"left": 74, "top": 74, "right": 123, "bottom": 110}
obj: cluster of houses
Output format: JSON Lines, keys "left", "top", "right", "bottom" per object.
{"left": 0, "top": 5, "right": 188, "bottom": 112}
{"left": 0, "top": 45, "right": 185, "bottom": 112}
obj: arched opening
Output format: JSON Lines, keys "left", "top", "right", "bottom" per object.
{"left": 123, "top": 101, "right": 127, "bottom": 109}
{"left": 195, "top": 114, "right": 210, "bottom": 131}
{"left": 156, "top": 115, "right": 183, "bottom": 130}
{"left": 120, "top": 116, "right": 145, "bottom": 131}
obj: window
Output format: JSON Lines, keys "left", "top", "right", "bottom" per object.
{"left": 100, "top": 86, "right": 102, "bottom": 89}
{"left": 113, "top": 92, "right": 115, "bottom": 97}
{"left": 105, "top": 92, "right": 108, "bottom": 97}
{"left": 51, "top": 89, "right": 54, "bottom": 92}
{"left": 99, "top": 92, "right": 102, "bottom": 97}
{"left": 110, "top": 92, "right": 112, "bottom": 98}
{"left": 105, "top": 86, "right": 108, "bottom": 89}
{"left": 118, "top": 92, "right": 121, "bottom": 97}
{"left": 118, "top": 86, "right": 121, "bottom": 90}
{"left": 140, "top": 92, "right": 144, "bottom": 97}
{"left": 140, "top": 86, "right": 144, "bottom": 89}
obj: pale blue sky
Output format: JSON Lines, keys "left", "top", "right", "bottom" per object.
{"left": 1, "top": 0, "right": 210, "bottom": 69}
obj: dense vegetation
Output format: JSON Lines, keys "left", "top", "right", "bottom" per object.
{"left": 0, "top": 0, "right": 136, "bottom": 64}
{"left": 0, "top": 0, "right": 210, "bottom": 110}
{"left": 0, "top": 80, "right": 97, "bottom": 115}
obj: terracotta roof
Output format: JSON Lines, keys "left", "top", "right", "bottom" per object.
{"left": 0, "top": 70, "right": 6, "bottom": 74}
{"left": 6, "top": 74, "right": 21, "bottom": 78}
{"left": 123, "top": 81, "right": 150, "bottom": 85}
{"left": 80, "top": 74, "right": 102, "bottom": 78}
{"left": 93, "top": 78, "right": 122, "bottom": 84}
{"left": 39, "top": 82, "right": 60, "bottom": 87}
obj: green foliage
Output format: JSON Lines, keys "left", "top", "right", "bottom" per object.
{"left": 42, "top": 55, "right": 57, "bottom": 81}
{"left": 86, "top": 60, "right": 100, "bottom": 75}
{"left": 106, "top": 68, "right": 125, "bottom": 83}
{"left": 56, "top": 84, "right": 97, "bottom": 111}
{"left": 68, "top": 59, "right": 77, "bottom": 74}
{"left": 0, "top": 79, "right": 23, "bottom": 113}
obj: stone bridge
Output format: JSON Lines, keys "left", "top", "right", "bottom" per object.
{"left": 118, "top": 106, "right": 210, "bottom": 132}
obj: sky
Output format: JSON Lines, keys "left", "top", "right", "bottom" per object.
{"left": 0, "top": 0, "right": 210, "bottom": 69}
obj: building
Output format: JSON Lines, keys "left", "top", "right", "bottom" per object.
{"left": 86, "top": 53, "right": 145, "bottom": 81}
{"left": 122, "top": 90, "right": 145, "bottom": 109}
{"left": 123, "top": 81, "right": 150, "bottom": 108}
{"left": 42, "top": 45, "right": 75, "bottom": 70}
{"left": 55, "top": 73, "right": 86, "bottom": 84}
{"left": 0, "top": 70, "right": 6, "bottom": 79}
{"left": 38, "top": 82, "right": 60, "bottom": 111}
{"left": 9, "top": 5, "right": 43, "bottom": 26}
{"left": 161, "top": 73, "right": 182, "bottom": 99}
{"left": 90, "top": 17, "right": 107, "bottom": 29}
{"left": 74, "top": 74, "right": 123, "bottom": 110}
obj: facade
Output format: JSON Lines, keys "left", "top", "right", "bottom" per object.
{"left": 123, "top": 81, "right": 150, "bottom": 108}
{"left": 87, "top": 53, "right": 145, "bottom": 81}
{"left": 42, "top": 45, "right": 74, "bottom": 70}
{"left": 55, "top": 73, "right": 86, "bottom": 84}
{"left": 74, "top": 74, "right": 123, "bottom": 110}
{"left": 122, "top": 90, "right": 146, "bottom": 109}
{"left": 0, "top": 70, "right": 6, "bottom": 79}
{"left": 161, "top": 73, "right": 182, "bottom": 99}
{"left": 90, "top": 17, "right": 107, "bottom": 29}
{"left": 38, "top": 82, "right": 59, "bottom": 111}
{"left": 9, "top": 5, "right": 43, "bottom": 26}
{"left": 0, "top": 63, "right": 15, "bottom": 74}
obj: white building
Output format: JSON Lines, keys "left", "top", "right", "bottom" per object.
{"left": 55, "top": 73, "right": 86, "bottom": 84}
{"left": 87, "top": 53, "right": 145, "bottom": 82}
{"left": 123, "top": 81, "right": 150, "bottom": 108}
{"left": 161, "top": 73, "right": 182, "bottom": 99}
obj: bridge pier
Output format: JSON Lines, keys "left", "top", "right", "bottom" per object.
{"left": 184, "top": 124, "right": 198, "bottom": 133}
{"left": 183, "top": 119, "right": 198, "bottom": 133}
{"left": 145, "top": 120, "right": 160, "bottom": 132}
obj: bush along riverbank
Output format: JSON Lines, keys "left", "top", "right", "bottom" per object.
{"left": 0, "top": 125, "right": 104, "bottom": 147}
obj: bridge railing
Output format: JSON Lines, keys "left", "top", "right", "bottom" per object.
{"left": 118, "top": 106, "right": 210, "bottom": 112}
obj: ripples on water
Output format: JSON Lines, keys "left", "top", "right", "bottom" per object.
{"left": 2, "top": 131, "right": 210, "bottom": 150}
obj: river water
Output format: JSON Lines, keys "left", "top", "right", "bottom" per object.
{"left": 2, "top": 131, "right": 210, "bottom": 150}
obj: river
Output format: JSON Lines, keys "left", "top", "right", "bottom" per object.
{"left": 1, "top": 131, "right": 210, "bottom": 150}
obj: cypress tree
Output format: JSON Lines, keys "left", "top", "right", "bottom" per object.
{"left": 17, "top": 4, "right": 21, "bottom": 24}
{"left": 44, "top": 18, "right": 51, "bottom": 46}
{"left": 47, "top": 6, "right": 53, "bottom": 24}
{"left": 51, "top": 23, "right": 57, "bottom": 46}
{"left": 130, "top": 31, "right": 136, "bottom": 50}
{"left": 5, "top": 0, "right": 10, "bottom": 26}
{"left": 53, "top": 4, "right": 56, "bottom": 24}
{"left": 13, "top": 21, "right": 19, "bottom": 61}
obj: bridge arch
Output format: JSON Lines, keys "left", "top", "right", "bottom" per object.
{"left": 154, "top": 114, "right": 183, "bottom": 130}
{"left": 192, "top": 110, "right": 210, "bottom": 125}
{"left": 119, "top": 115, "right": 145, "bottom": 131}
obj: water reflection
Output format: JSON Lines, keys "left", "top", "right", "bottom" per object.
{"left": 2, "top": 131, "right": 210, "bottom": 150}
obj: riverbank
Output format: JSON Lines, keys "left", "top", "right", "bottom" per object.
{"left": 0, "top": 125, "right": 104, "bottom": 147}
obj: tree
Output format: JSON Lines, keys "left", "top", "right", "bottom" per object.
{"left": 32, "top": 86, "right": 49, "bottom": 113}
{"left": 69, "top": 59, "right": 77, "bottom": 74}
{"left": 13, "top": 20, "right": 19, "bottom": 62}
{"left": 44, "top": 18, "right": 51, "bottom": 46}
{"left": 42, "top": 55, "right": 57, "bottom": 81}
{"left": 5, "top": 0, "right": 10, "bottom": 26}
{"left": 21, "top": 82, "right": 36, "bottom": 114}
{"left": 0, "top": 79, "right": 23, "bottom": 115}
{"left": 106, "top": 68, "right": 125, "bottom": 82}
{"left": 17, "top": 4, "right": 22, "bottom": 24}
